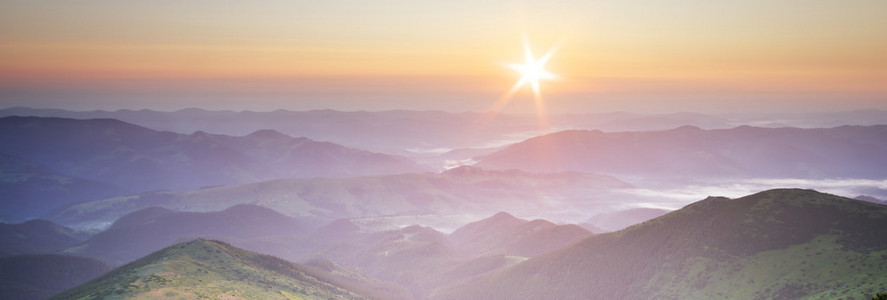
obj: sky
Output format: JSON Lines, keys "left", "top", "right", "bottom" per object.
{"left": 1, "top": 0, "right": 886, "bottom": 113}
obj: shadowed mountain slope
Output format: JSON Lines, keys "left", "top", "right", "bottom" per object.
{"left": 65, "top": 205, "right": 308, "bottom": 266}
{"left": 0, "top": 220, "right": 88, "bottom": 257}
{"left": 0, "top": 116, "right": 426, "bottom": 193}
{"left": 0, "top": 254, "right": 111, "bottom": 300}
{"left": 0, "top": 153, "right": 125, "bottom": 222}
{"left": 439, "top": 189, "right": 887, "bottom": 299}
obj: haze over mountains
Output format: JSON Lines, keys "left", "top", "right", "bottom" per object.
{"left": 477, "top": 125, "right": 887, "bottom": 180}
{"left": 4, "top": 107, "right": 887, "bottom": 169}
{"left": 18, "top": 189, "right": 887, "bottom": 299}
{"left": 49, "top": 165, "right": 630, "bottom": 231}
{"left": 1, "top": 107, "right": 886, "bottom": 299}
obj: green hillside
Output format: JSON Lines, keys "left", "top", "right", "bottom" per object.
{"left": 439, "top": 189, "right": 887, "bottom": 299}
{"left": 52, "top": 239, "right": 383, "bottom": 300}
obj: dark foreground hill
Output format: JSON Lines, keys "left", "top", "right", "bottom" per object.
{"left": 0, "top": 254, "right": 110, "bottom": 300}
{"left": 439, "top": 189, "right": 887, "bottom": 299}
{"left": 52, "top": 239, "right": 402, "bottom": 299}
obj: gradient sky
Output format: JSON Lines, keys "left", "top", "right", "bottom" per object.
{"left": 1, "top": 0, "right": 885, "bottom": 113}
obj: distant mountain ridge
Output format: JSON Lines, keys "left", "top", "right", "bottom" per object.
{"left": 477, "top": 125, "right": 887, "bottom": 179}
{"left": 0, "top": 116, "right": 426, "bottom": 194}
{"left": 49, "top": 165, "right": 631, "bottom": 229}
{"left": 440, "top": 189, "right": 887, "bottom": 299}
{"left": 0, "top": 153, "right": 125, "bottom": 222}
{"left": 449, "top": 212, "right": 592, "bottom": 258}
{"left": 0, "top": 220, "right": 88, "bottom": 257}
{"left": 4, "top": 107, "right": 886, "bottom": 154}
{"left": 65, "top": 204, "right": 308, "bottom": 266}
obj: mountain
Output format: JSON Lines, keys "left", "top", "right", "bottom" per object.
{"left": 0, "top": 108, "right": 544, "bottom": 157}
{"left": 212, "top": 129, "right": 426, "bottom": 179}
{"left": 0, "top": 116, "right": 426, "bottom": 193}
{"left": 550, "top": 111, "right": 733, "bottom": 132}
{"left": 0, "top": 153, "right": 125, "bottom": 222}
{"left": 65, "top": 205, "right": 308, "bottom": 266}
{"left": 52, "top": 239, "right": 391, "bottom": 299}
{"left": 308, "top": 214, "right": 590, "bottom": 298}
{"left": 50, "top": 166, "right": 631, "bottom": 230}
{"left": 586, "top": 207, "right": 671, "bottom": 232}
{"left": 320, "top": 225, "right": 456, "bottom": 296}
{"left": 0, "top": 220, "right": 88, "bottom": 257}
{"left": 449, "top": 212, "right": 592, "bottom": 258}
{"left": 0, "top": 254, "right": 111, "bottom": 300}
{"left": 477, "top": 125, "right": 887, "bottom": 180}
{"left": 439, "top": 189, "right": 887, "bottom": 299}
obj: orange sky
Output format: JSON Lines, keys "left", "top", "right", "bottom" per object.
{"left": 1, "top": 0, "right": 885, "bottom": 113}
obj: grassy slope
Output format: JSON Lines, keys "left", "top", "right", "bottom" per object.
{"left": 439, "top": 189, "right": 887, "bottom": 300}
{"left": 53, "top": 239, "right": 380, "bottom": 300}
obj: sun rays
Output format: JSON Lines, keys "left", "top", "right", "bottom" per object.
{"left": 489, "top": 37, "right": 560, "bottom": 127}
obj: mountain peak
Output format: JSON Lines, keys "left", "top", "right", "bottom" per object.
{"left": 443, "top": 189, "right": 887, "bottom": 299}
{"left": 245, "top": 128, "right": 291, "bottom": 140}
{"left": 53, "top": 239, "right": 371, "bottom": 299}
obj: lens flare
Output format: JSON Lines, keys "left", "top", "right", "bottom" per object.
{"left": 489, "top": 37, "right": 560, "bottom": 128}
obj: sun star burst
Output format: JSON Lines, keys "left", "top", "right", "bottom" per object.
{"left": 508, "top": 40, "right": 558, "bottom": 98}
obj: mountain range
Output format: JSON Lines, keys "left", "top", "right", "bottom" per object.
{"left": 5, "top": 108, "right": 887, "bottom": 155}
{"left": 0, "top": 153, "right": 124, "bottom": 222}
{"left": 41, "top": 188, "right": 887, "bottom": 299}
{"left": 49, "top": 166, "right": 631, "bottom": 230}
{"left": 0, "top": 116, "right": 425, "bottom": 196}
{"left": 0, "top": 220, "right": 88, "bottom": 257}
{"left": 439, "top": 189, "right": 887, "bottom": 299}
{"left": 65, "top": 205, "right": 308, "bottom": 266}
{"left": 477, "top": 125, "right": 887, "bottom": 180}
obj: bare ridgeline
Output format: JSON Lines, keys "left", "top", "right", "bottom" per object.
{"left": 2, "top": 108, "right": 887, "bottom": 299}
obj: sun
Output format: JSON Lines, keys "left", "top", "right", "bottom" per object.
{"left": 508, "top": 40, "right": 559, "bottom": 98}
{"left": 486, "top": 37, "right": 561, "bottom": 127}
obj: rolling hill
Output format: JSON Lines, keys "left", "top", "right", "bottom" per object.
{"left": 0, "top": 220, "right": 88, "bottom": 257}
{"left": 0, "top": 153, "right": 125, "bottom": 222}
{"left": 438, "top": 189, "right": 887, "bottom": 299}
{"left": 0, "top": 116, "right": 426, "bottom": 194}
{"left": 50, "top": 166, "right": 631, "bottom": 230}
{"left": 65, "top": 205, "right": 310, "bottom": 266}
{"left": 449, "top": 212, "right": 592, "bottom": 258}
{"left": 52, "top": 239, "right": 395, "bottom": 299}
{"left": 476, "top": 125, "right": 887, "bottom": 180}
